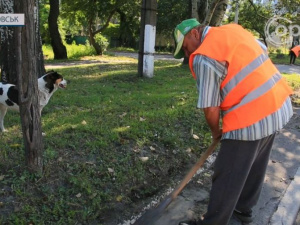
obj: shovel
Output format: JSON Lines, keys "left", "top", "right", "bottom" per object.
{"left": 133, "top": 139, "right": 220, "bottom": 225}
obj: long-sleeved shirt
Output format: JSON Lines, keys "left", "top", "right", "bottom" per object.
{"left": 193, "top": 27, "right": 293, "bottom": 140}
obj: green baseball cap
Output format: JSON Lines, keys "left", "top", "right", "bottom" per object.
{"left": 173, "top": 18, "right": 200, "bottom": 59}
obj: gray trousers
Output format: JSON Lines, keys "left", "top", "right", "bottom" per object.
{"left": 202, "top": 133, "right": 276, "bottom": 225}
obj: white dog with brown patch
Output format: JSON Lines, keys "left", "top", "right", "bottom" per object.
{"left": 0, "top": 71, "right": 67, "bottom": 131}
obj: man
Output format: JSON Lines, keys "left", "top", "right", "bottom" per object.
{"left": 174, "top": 18, "right": 294, "bottom": 225}
{"left": 290, "top": 45, "right": 300, "bottom": 65}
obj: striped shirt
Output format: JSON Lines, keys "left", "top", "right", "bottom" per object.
{"left": 193, "top": 27, "right": 293, "bottom": 141}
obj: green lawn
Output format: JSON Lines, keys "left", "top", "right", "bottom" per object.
{"left": 0, "top": 57, "right": 212, "bottom": 225}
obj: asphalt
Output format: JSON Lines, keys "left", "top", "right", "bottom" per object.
{"left": 119, "top": 64, "right": 300, "bottom": 225}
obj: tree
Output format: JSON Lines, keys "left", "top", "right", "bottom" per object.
{"left": 48, "top": 0, "right": 67, "bottom": 59}
{"left": 16, "top": 0, "right": 44, "bottom": 174}
{"left": 227, "top": 1, "right": 274, "bottom": 46}
{"left": 156, "top": 0, "right": 189, "bottom": 42}
{"left": 0, "top": 0, "right": 45, "bottom": 83}
{"left": 0, "top": 0, "right": 44, "bottom": 173}
{"left": 61, "top": 0, "right": 130, "bottom": 55}
{"left": 0, "top": 0, "right": 17, "bottom": 83}
{"left": 209, "top": 0, "right": 229, "bottom": 26}
{"left": 195, "top": 0, "right": 228, "bottom": 25}
{"left": 117, "top": 1, "right": 141, "bottom": 48}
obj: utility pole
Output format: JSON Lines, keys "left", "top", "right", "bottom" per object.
{"left": 138, "top": 0, "right": 157, "bottom": 78}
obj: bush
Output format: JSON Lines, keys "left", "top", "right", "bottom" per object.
{"left": 94, "top": 34, "right": 109, "bottom": 52}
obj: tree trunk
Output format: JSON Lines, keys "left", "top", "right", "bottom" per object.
{"left": 209, "top": 0, "right": 228, "bottom": 26}
{"left": 15, "top": 0, "right": 44, "bottom": 174}
{"left": 48, "top": 0, "right": 67, "bottom": 60}
{"left": 0, "top": 0, "right": 18, "bottom": 83}
{"left": 191, "top": 0, "right": 199, "bottom": 21}
{"left": 0, "top": 0, "right": 45, "bottom": 82}
{"left": 203, "top": 0, "right": 220, "bottom": 25}
{"left": 87, "top": 18, "right": 102, "bottom": 55}
{"left": 118, "top": 10, "right": 136, "bottom": 48}
{"left": 197, "top": 0, "right": 209, "bottom": 24}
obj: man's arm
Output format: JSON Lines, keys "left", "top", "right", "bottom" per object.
{"left": 203, "top": 106, "right": 222, "bottom": 140}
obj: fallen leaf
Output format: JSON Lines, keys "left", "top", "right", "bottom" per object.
{"left": 133, "top": 148, "right": 140, "bottom": 153}
{"left": 119, "top": 112, "right": 127, "bottom": 118}
{"left": 192, "top": 134, "right": 200, "bottom": 139}
{"left": 116, "top": 195, "right": 123, "bottom": 202}
{"left": 108, "top": 168, "right": 114, "bottom": 173}
{"left": 89, "top": 193, "right": 97, "bottom": 199}
{"left": 139, "top": 157, "right": 149, "bottom": 162}
{"left": 150, "top": 146, "right": 155, "bottom": 151}
{"left": 76, "top": 193, "right": 81, "bottom": 198}
{"left": 186, "top": 148, "right": 192, "bottom": 153}
{"left": 85, "top": 161, "right": 95, "bottom": 166}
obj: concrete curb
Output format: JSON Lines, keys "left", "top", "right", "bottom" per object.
{"left": 270, "top": 166, "right": 300, "bottom": 225}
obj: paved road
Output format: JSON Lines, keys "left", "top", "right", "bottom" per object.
{"left": 276, "top": 64, "right": 300, "bottom": 74}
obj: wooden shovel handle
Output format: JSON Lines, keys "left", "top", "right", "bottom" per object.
{"left": 171, "top": 139, "right": 220, "bottom": 199}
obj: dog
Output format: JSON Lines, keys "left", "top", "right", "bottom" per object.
{"left": 0, "top": 71, "right": 67, "bottom": 132}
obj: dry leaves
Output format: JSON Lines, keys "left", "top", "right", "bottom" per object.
{"left": 192, "top": 134, "right": 200, "bottom": 139}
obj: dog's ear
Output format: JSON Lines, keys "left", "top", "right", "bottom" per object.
{"left": 46, "top": 70, "right": 55, "bottom": 75}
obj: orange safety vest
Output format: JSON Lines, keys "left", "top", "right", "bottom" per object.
{"left": 291, "top": 45, "right": 300, "bottom": 57}
{"left": 189, "top": 24, "right": 293, "bottom": 133}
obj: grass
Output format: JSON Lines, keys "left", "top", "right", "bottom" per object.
{"left": 282, "top": 73, "right": 300, "bottom": 106}
{"left": 0, "top": 57, "right": 212, "bottom": 225}
{"left": 1, "top": 45, "right": 299, "bottom": 224}
{"left": 43, "top": 43, "right": 97, "bottom": 61}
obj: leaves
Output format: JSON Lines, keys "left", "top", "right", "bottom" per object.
{"left": 108, "top": 168, "right": 115, "bottom": 173}
{"left": 139, "top": 157, "right": 149, "bottom": 162}
{"left": 192, "top": 134, "right": 200, "bottom": 140}
{"left": 76, "top": 193, "right": 82, "bottom": 198}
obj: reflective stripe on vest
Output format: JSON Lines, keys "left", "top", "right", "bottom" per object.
{"left": 189, "top": 24, "right": 293, "bottom": 132}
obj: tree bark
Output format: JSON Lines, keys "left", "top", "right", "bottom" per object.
{"left": 203, "top": 0, "right": 220, "bottom": 25}
{"left": 209, "top": 0, "right": 228, "bottom": 26}
{"left": 0, "top": 0, "right": 18, "bottom": 83}
{"left": 15, "top": 0, "right": 44, "bottom": 174}
{"left": 48, "top": 0, "right": 67, "bottom": 59}
{"left": 191, "top": 0, "right": 199, "bottom": 21}
{"left": 88, "top": 18, "right": 102, "bottom": 55}
{"left": 0, "top": 0, "right": 45, "bottom": 82}
{"left": 87, "top": 9, "right": 115, "bottom": 55}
